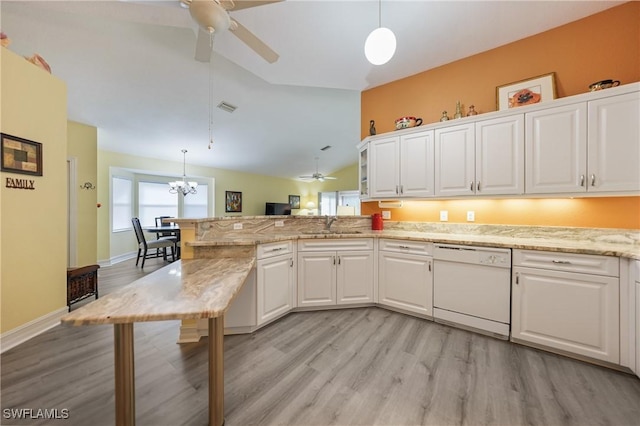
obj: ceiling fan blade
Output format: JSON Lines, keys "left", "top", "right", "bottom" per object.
{"left": 226, "top": 0, "right": 283, "bottom": 11}
{"left": 194, "top": 27, "right": 213, "bottom": 62}
{"left": 324, "top": 176, "right": 338, "bottom": 180}
{"left": 230, "top": 19, "right": 279, "bottom": 63}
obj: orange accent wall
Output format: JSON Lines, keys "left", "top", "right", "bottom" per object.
{"left": 361, "top": 3, "right": 640, "bottom": 230}
{"left": 362, "top": 198, "right": 640, "bottom": 230}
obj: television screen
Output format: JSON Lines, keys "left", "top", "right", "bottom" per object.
{"left": 265, "top": 202, "right": 292, "bottom": 215}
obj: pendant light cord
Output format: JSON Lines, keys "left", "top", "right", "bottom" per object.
{"left": 208, "top": 32, "right": 214, "bottom": 150}
{"left": 378, "top": 0, "right": 381, "bottom": 28}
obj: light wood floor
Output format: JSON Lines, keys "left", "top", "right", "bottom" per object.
{"left": 2, "top": 258, "right": 640, "bottom": 426}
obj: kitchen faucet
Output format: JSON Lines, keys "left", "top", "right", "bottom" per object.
{"left": 325, "top": 216, "right": 337, "bottom": 231}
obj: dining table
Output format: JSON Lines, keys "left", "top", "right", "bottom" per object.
{"left": 144, "top": 225, "right": 181, "bottom": 258}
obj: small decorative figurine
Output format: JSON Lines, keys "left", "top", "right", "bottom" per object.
{"left": 369, "top": 120, "right": 376, "bottom": 136}
{"left": 454, "top": 101, "right": 463, "bottom": 119}
{"left": 467, "top": 105, "right": 478, "bottom": 116}
{"left": 440, "top": 111, "right": 450, "bottom": 122}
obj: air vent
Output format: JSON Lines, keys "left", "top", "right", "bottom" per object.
{"left": 320, "top": 145, "right": 332, "bottom": 151}
{"left": 217, "top": 101, "right": 237, "bottom": 113}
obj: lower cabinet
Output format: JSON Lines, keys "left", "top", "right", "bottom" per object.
{"left": 633, "top": 260, "right": 640, "bottom": 377}
{"left": 378, "top": 239, "right": 433, "bottom": 317}
{"left": 511, "top": 249, "right": 620, "bottom": 363}
{"left": 257, "top": 252, "right": 295, "bottom": 325}
{"left": 297, "top": 239, "right": 374, "bottom": 308}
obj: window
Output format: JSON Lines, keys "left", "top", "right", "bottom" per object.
{"left": 183, "top": 184, "right": 208, "bottom": 218}
{"left": 112, "top": 177, "right": 133, "bottom": 231}
{"left": 319, "top": 190, "right": 361, "bottom": 216}
{"left": 138, "top": 182, "right": 178, "bottom": 227}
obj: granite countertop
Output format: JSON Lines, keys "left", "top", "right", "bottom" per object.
{"left": 186, "top": 228, "right": 640, "bottom": 260}
{"left": 60, "top": 257, "right": 255, "bottom": 326}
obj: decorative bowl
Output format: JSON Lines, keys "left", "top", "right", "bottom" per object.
{"left": 395, "top": 116, "right": 423, "bottom": 130}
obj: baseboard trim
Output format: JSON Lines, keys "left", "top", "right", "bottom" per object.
{"left": 0, "top": 307, "right": 68, "bottom": 354}
{"left": 98, "top": 251, "right": 137, "bottom": 267}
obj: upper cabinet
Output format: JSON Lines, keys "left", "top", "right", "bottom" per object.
{"left": 525, "top": 103, "right": 587, "bottom": 194}
{"left": 370, "top": 130, "right": 434, "bottom": 198}
{"left": 587, "top": 92, "right": 640, "bottom": 193}
{"left": 435, "top": 115, "right": 524, "bottom": 197}
{"left": 360, "top": 83, "right": 639, "bottom": 200}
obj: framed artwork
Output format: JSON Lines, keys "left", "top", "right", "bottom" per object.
{"left": 1, "top": 133, "right": 43, "bottom": 176}
{"left": 225, "top": 191, "right": 242, "bottom": 213}
{"left": 288, "top": 195, "right": 301, "bottom": 209}
{"left": 496, "top": 72, "right": 557, "bottom": 110}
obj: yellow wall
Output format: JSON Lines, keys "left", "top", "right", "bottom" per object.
{"left": 361, "top": 2, "right": 640, "bottom": 229}
{"left": 67, "top": 121, "right": 98, "bottom": 266}
{"left": 97, "top": 150, "right": 358, "bottom": 262}
{"left": 1, "top": 47, "right": 68, "bottom": 333}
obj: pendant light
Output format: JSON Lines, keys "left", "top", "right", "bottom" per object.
{"left": 168, "top": 149, "right": 198, "bottom": 196}
{"left": 364, "top": 0, "right": 396, "bottom": 65}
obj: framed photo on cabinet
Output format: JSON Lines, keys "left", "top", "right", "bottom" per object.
{"left": 1, "top": 133, "right": 43, "bottom": 176}
{"left": 496, "top": 72, "right": 557, "bottom": 110}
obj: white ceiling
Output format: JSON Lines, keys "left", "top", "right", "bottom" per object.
{"left": 0, "top": 0, "right": 622, "bottom": 180}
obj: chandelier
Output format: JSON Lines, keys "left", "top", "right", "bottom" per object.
{"left": 168, "top": 149, "right": 198, "bottom": 196}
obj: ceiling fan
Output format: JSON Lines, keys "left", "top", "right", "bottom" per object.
{"left": 299, "top": 157, "right": 337, "bottom": 182}
{"left": 182, "top": 0, "right": 281, "bottom": 63}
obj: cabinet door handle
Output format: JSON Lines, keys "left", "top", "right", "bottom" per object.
{"left": 476, "top": 181, "right": 481, "bottom": 192}
{"left": 580, "top": 174, "right": 585, "bottom": 187}
{"left": 470, "top": 182, "right": 474, "bottom": 191}
{"left": 552, "top": 260, "right": 572, "bottom": 265}
{"left": 428, "top": 261, "right": 432, "bottom": 272}
{"left": 333, "top": 256, "right": 336, "bottom": 265}
{"left": 396, "top": 185, "right": 399, "bottom": 195}
{"left": 515, "top": 272, "right": 519, "bottom": 285}
{"left": 338, "top": 256, "right": 341, "bottom": 265}
{"left": 290, "top": 259, "right": 294, "bottom": 267}
{"left": 591, "top": 174, "right": 596, "bottom": 186}
{"left": 400, "top": 185, "right": 404, "bottom": 195}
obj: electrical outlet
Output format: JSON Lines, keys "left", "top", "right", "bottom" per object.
{"left": 382, "top": 210, "right": 391, "bottom": 220}
{"left": 440, "top": 210, "right": 448, "bottom": 221}
{"left": 274, "top": 220, "right": 284, "bottom": 227}
{"left": 466, "top": 211, "right": 475, "bottom": 222}
{"left": 233, "top": 223, "right": 243, "bottom": 230}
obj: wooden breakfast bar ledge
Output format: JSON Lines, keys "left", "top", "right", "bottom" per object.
{"left": 60, "top": 257, "right": 256, "bottom": 426}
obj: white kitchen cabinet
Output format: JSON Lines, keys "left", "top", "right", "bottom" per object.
{"left": 435, "top": 123, "right": 475, "bottom": 196}
{"left": 511, "top": 249, "right": 620, "bottom": 363}
{"left": 297, "top": 239, "right": 374, "bottom": 308}
{"left": 587, "top": 92, "right": 640, "bottom": 193}
{"left": 378, "top": 239, "right": 433, "bottom": 317}
{"left": 525, "top": 103, "right": 587, "bottom": 194}
{"left": 358, "top": 140, "right": 370, "bottom": 199}
{"left": 435, "top": 116, "right": 523, "bottom": 197}
{"left": 369, "top": 131, "right": 434, "bottom": 198}
{"left": 475, "top": 114, "right": 524, "bottom": 195}
{"left": 526, "top": 91, "right": 640, "bottom": 195}
{"left": 257, "top": 252, "right": 295, "bottom": 326}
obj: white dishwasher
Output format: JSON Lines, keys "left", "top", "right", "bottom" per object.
{"left": 433, "top": 244, "right": 512, "bottom": 339}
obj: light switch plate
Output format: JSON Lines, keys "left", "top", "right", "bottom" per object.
{"left": 275, "top": 220, "right": 284, "bottom": 227}
{"left": 440, "top": 210, "right": 448, "bottom": 221}
{"left": 382, "top": 211, "right": 391, "bottom": 220}
{"left": 233, "top": 223, "right": 243, "bottom": 230}
{"left": 466, "top": 211, "right": 475, "bottom": 222}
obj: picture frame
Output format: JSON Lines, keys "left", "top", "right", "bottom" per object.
{"left": 225, "top": 191, "right": 242, "bottom": 213}
{"left": 288, "top": 195, "right": 300, "bottom": 209}
{"left": 1, "top": 133, "right": 43, "bottom": 176}
{"left": 496, "top": 72, "right": 557, "bottom": 111}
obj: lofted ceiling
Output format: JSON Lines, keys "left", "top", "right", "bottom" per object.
{"left": 0, "top": 0, "right": 622, "bottom": 181}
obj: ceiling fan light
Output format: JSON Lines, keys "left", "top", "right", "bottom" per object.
{"left": 190, "top": 0, "right": 231, "bottom": 33}
{"left": 188, "top": 181, "right": 198, "bottom": 188}
{"left": 364, "top": 27, "right": 396, "bottom": 65}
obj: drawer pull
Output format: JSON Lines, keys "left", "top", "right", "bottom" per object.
{"left": 399, "top": 245, "right": 410, "bottom": 249}
{"left": 268, "top": 247, "right": 284, "bottom": 252}
{"left": 552, "top": 260, "right": 572, "bottom": 265}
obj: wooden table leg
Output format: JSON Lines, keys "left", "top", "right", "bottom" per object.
{"left": 114, "top": 323, "right": 135, "bottom": 426}
{"left": 208, "top": 317, "right": 224, "bottom": 426}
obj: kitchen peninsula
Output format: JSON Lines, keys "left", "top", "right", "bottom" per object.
{"left": 61, "top": 215, "right": 639, "bottom": 425}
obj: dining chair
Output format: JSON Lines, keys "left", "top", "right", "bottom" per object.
{"left": 154, "top": 216, "right": 180, "bottom": 257}
{"left": 131, "top": 217, "right": 176, "bottom": 268}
